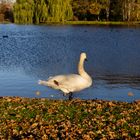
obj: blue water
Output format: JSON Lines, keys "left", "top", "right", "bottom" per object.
{"left": 0, "top": 24, "right": 140, "bottom": 102}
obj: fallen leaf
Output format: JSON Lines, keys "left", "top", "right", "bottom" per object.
{"left": 31, "top": 123, "right": 38, "bottom": 129}
{"left": 128, "top": 92, "right": 134, "bottom": 96}
{"left": 36, "top": 91, "right": 41, "bottom": 96}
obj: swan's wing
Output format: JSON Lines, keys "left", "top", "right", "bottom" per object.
{"left": 51, "top": 74, "right": 90, "bottom": 92}
{"left": 46, "top": 75, "right": 69, "bottom": 90}
{"left": 48, "top": 74, "right": 82, "bottom": 85}
{"left": 63, "top": 75, "right": 91, "bottom": 92}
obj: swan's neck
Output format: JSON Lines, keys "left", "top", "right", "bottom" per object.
{"left": 78, "top": 58, "right": 91, "bottom": 81}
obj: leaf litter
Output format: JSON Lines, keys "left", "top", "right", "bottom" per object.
{"left": 0, "top": 96, "right": 140, "bottom": 139}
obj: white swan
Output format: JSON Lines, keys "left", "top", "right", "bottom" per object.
{"left": 38, "top": 53, "right": 92, "bottom": 99}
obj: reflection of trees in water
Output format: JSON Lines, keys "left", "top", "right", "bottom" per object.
{"left": 96, "top": 74, "right": 140, "bottom": 89}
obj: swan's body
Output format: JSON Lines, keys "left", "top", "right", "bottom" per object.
{"left": 38, "top": 53, "right": 92, "bottom": 98}
{"left": 39, "top": 74, "right": 91, "bottom": 95}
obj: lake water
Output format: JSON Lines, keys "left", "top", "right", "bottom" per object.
{"left": 0, "top": 24, "right": 140, "bottom": 102}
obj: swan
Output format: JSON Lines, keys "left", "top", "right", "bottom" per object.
{"left": 38, "top": 52, "right": 92, "bottom": 99}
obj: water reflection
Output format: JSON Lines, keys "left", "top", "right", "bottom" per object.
{"left": 96, "top": 75, "right": 140, "bottom": 89}
{"left": 0, "top": 24, "right": 140, "bottom": 102}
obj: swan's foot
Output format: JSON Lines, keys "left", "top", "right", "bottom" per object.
{"left": 69, "top": 92, "right": 73, "bottom": 100}
{"left": 62, "top": 92, "right": 73, "bottom": 100}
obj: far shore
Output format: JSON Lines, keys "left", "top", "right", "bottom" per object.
{"left": 64, "top": 21, "right": 140, "bottom": 26}
{"left": 0, "top": 21, "right": 140, "bottom": 26}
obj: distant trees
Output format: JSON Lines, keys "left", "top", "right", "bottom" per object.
{"left": 72, "top": 0, "right": 140, "bottom": 22}
{"left": 109, "top": 0, "right": 123, "bottom": 21}
{"left": 13, "top": 0, "right": 73, "bottom": 24}
{"left": 13, "top": 0, "right": 34, "bottom": 24}
{"left": 1, "top": 0, "right": 140, "bottom": 23}
{"left": 99, "top": 0, "right": 110, "bottom": 21}
{"left": 0, "top": 3, "right": 5, "bottom": 22}
{"left": 72, "top": 0, "right": 111, "bottom": 21}
{"left": 33, "top": 0, "right": 48, "bottom": 24}
{"left": 0, "top": 1, "right": 13, "bottom": 22}
{"left": 122, "top": 0, "right": 140, "bottom": 21}
{"left": 47, "top": 0, "right": 73, "bottom": 22}
{"left": 109, "top": 0, "right": 140, "bottom": 21}
{"left": 72, "top": 0, "right": 101, "bottom": 21}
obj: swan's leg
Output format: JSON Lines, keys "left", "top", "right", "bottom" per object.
{"left": 69, "top": 92, "right": 73, "bottom": 100}
{"left": 63, "top": 93, "right": 67, "bottom": 96}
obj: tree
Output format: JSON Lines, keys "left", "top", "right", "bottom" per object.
{"left": 122, "top": 0, "right": 140, "bottom": 21}
{"left": 87, "top": 2, "right": 101, "bottom": 20}
{"left": 13, "top": 0, "right": 34, "bottom": 24}
{"left": 109, "top": 0, "right": 123, "bottom": 21}
{"left": 72, "top": 0, "right": 102, "bottom": 21}
{"left": 47, "top": 0, "right": 73, "bottom": 22}
{"left": 33, "top": 0, "right": 48, "bottom": 24}
{"left": 72, "top": 0, "right": 111, "bottom": 21}
{"left": 13, "top": 0, "right": 73, "bottom": 24}
{"left": 0, "top": 1, "right": 13, "bottom": 22}
{"left": 99, "top": 0, "right": 110, "bottom": 21}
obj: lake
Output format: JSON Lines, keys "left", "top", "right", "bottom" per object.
{"left": 0, "top": 24, "right": 140, "bottom": 102}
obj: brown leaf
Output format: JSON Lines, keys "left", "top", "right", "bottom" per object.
{"left": 128, "top": 92, "right": 134, "bottom": 96}
{"left": 31, "top": 123, "right": 38, "bottom": 129}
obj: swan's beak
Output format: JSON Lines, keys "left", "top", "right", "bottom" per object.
{"left": 85, "top": 58, "right": 88, "bottom": 61}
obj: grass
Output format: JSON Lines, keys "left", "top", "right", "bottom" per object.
{"left": 40, "top": 20, "right": 140, "bottom": 26}
{"left": 63, "top": 21, "right": 140, "bottom": 26}
{"left": 0, "top": 97, "right": 140, "bottom": 139}
{"left": 1, "top": 20, "right": 140, "bottom": 26}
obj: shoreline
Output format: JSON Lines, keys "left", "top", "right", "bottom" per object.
{"left": 64, "top": 21, "right": 140, "bottom": 26}
{"left": 1, "top": 21, "right": 140, "bottom": 26}
{"left": 0, "top": 96, "right": 140, "bottom": 103}
{"left": 0, "top": 96, "right": 140, "bottom": 139}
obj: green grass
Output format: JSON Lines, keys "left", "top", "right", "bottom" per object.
{"left": 64, "top": 21, "right": 140, "bottom": 26}
{"left": 40, "top": 20, "right": 140, "bottom": 26}
{"left": 1, "top": 20, "right": 140, "bottom": 26}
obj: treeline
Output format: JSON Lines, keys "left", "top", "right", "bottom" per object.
{"left": 0, "top": 0, "right": 140, "bottom": 24}
{"left": 109, "top": 0, "right": 140, "bottom": 21}
{"left": 72, "top": 0, "right": 140, "bottom": 22}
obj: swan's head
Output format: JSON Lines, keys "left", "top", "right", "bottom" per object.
{"left": 80, "top": 52, "right": 87, "bottom": 61}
